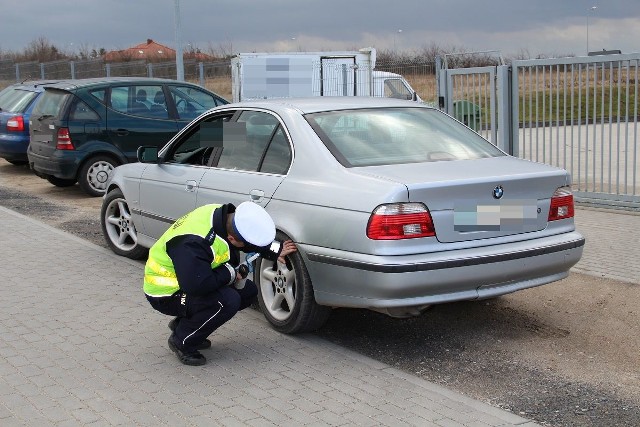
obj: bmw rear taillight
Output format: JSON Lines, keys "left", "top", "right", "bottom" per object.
{"left": 56, "top": 128, "right": 74, "bottom": 150}
{"left": 6, "top": 115, "right": 25, "bottom": 132}
{"left": 548, "top": 187, "right": 574, "bottom": 221}
{"left": 367, "top": 203, "right": 436, "bottom": 240}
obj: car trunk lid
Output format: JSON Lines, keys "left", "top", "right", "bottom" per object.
{"left": 28, "top": 89, "right": 71, "bottom": 157}
{"left": 356, "top": 156, "right": 569, "bottom": 243}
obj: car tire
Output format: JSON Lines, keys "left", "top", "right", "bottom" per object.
{"left": 46, "top": 175, "right": 77, "bottom": 187}
{"left": 78, "top": 155, "right": 119, "bottom": 197}
{"left": 100, "top": 188, "right": 147, "bottom": 260}
{"left": 256, "top": 232, "right": 331, "bottom": 334}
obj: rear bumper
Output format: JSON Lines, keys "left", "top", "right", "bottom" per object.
{"left": 27, "top": 147, "right": 80, "bottom": 179}
{"left": 0, "top": 134, "right": 29, "bottom": 162}
{"left": 303, "top": 231, "right": 585, "bottom": 309}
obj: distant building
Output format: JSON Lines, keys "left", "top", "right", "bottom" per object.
{"left": 103, "top": 39, "right": 214, "bottom": 62}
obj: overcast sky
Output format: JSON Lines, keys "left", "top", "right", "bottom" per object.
{"left": 2, "top": 0, "right": 639, "bottom": 59}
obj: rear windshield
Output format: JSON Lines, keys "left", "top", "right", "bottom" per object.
{"left": 32, "top": 90, "right": 70, "bottom": 118}
{"left": 305, "top": 107, "right": 504, "bottom": 167}
{"left": 0, "top": 88, "right": 39, "bottom": 113}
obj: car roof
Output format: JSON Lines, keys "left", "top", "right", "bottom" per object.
{"left": 227, "top": 97, "right": 433, "bottom": 114}
{"left": 42, "top": 77, "right": 199, "bottom": 91}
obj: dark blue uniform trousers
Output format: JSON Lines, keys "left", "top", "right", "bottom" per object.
{"left": 147, "top": 281, "right": 258, "bottom": 353}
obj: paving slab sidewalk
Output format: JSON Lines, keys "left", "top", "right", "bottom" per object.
{"left": 0, "top": 205, "right": 537, "bottom": 426}
{"left": 573, "top": 207, "right": 640, "bottom": 285}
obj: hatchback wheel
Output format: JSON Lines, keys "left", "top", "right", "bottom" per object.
{"left": 79, "top": 155, "right": 119, "bottom": 197}
{"left": 256, "top": 232, "right": 331, "bottom": 333}
{"left": 46, "top": 175, "right": 76, "bottom": 187}
{"left": 101, "top": 188, "right": 147, "bottom": 259}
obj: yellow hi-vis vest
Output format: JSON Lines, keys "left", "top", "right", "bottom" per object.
{"left": 143, "top": 204, "right": 231, "bottom": 297}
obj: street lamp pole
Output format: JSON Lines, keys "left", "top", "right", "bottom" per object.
{"left": 393, "top": 29, "right": 402, "bottom": 52}
{"left": 174, "top": 0, "right": 184, "bottom": 81}
{"left": 586, "top": 5, "right": 597, "bottom": 55}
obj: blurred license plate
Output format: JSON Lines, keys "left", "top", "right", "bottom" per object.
{"left": 454, "top": 200, "right": 538, "bottom": 232}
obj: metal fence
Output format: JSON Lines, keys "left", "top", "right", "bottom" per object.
{"left": 438, "top": 53, "right": 640, "bottom": 211}
{"left": 0, "top": 58, "right": 438, "bottom": 104}
{"left": 513, "top": 54, "right": 639, "bottom": 210}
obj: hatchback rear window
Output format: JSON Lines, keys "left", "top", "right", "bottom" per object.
{"left": 0, "top": 88, "right": 39, "bottom": 113}
{"left": 33, "top": 90, "right": 70, "bottom": 118}
{"left": 306, "top": 107, "right": 504, "bottom": 167}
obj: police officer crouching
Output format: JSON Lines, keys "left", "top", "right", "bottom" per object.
{"left": 143, "top": 202, "right": 296, "bottom": 366}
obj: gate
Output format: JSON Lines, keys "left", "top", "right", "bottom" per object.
{"left": 438, "top": 53, "right": 640, "bottom": 211}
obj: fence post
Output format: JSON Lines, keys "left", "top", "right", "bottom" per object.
{"left": 435, "top": 56, "right": 446, "bottom": 111}
{"left": 40, "top": 64, "right": 45, "bottom": 79}
{"left": 510, "top": 65, "right": 520, "bottom": 158}
{"left": 496, "top": 65, "right": 513, "bottom": 154}
{"left": 148, "top": 63, "right": 153, "bottom": 78}
{"left": 15, "top": 64, "right": 20, "bottom": 82}
{"left": 199, "top": 62, "right": 204, "bottom": 87}
{"left": 106, "top": 63, "right": 111, "bottom": 77}
{"left": 70, "top": 61, "right": 76, "bottom": 79}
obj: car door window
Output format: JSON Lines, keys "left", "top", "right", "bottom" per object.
{"left": 260, "top": 126, "right": 291, "bottom": 174}
{"left": 384, "top": 78, "right": 412, "bottom": 100}
{"left": 109, "top": 85, "right": 166, "bottom": 118}
{"left": 89, "top": 89, "right": 107, "bottom": 105}
{"left": 169, "top": 85, "right": 222, "bottom": 121}
{"left": 216, "top": 111, "right": 279, "bottom": 172}
{"left": 164, "top": 113, "right": 234, "bottom": 166}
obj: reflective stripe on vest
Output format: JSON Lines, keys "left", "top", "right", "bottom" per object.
{"left": 143, "top": 204, "right": 231, "bottom": 297}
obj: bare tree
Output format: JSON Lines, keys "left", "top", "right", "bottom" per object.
{"left": 21, "top": 37, "right": 65, "bottom": 62}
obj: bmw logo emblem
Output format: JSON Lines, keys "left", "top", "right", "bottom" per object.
{"left": 493, "top": 185, "right": 504, "bottom": 199}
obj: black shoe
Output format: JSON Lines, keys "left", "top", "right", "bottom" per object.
{"left": 168, "top": 318, "right": 211, "bottom": 350}
{"left": 168, "top": 334, "right": 206, "bottom": 366}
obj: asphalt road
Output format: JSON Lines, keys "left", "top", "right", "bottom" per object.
{"left": 1, "top": 160, "right": 638, "bottom": 427}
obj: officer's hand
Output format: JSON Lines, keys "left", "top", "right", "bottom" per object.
{"left": 278, "top": 240, "right": 297, "bottom": 264}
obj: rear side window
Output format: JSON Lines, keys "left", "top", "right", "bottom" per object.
{"left": 0, "top": 88, "right": 39, "bottom": 113}
{"left": 69, "top": 100, "right": 99, "bottom": 121}
{"left": 33, "top": 90, "right": 69, "bottom": 118}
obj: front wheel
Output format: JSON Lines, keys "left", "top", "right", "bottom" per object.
{"left": 100, "top": 188, "right": 147, "bottom": 259}
{"left": 78, "top": 155, "right": 119, "bottom": 197}
{"left": 256, "top": 232, "right": 331, "bottom": 333}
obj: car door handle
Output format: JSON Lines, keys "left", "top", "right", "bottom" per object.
{"left": 185, "top": 180, "right": 198, "bottom": 192}
{"left": 115, "top": 129, "right": 129, "bottom": 136}
{"left": 250, "top": 189, "right": 265, "bottom": 202}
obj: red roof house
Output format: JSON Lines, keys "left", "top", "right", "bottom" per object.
{"left": 104, "top": 39, "right": 214, "bottom": 62}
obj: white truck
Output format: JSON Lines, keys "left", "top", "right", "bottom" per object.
{"left": 230, "top": 47, "right": 421, "bottom": 102}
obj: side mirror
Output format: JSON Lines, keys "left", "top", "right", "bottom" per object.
{"left": 137, "top": 146, "right": 158, "bottom": 163}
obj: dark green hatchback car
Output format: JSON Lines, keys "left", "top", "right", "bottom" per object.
{"left": 28, "top": 77, "right": 228, "bottom": 196}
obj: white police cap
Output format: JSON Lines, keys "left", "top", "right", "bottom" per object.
{"left": 233, "top": 202, "right": 276, "bottom": 247}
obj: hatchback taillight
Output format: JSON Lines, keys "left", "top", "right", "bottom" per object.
{"left": 367, "top": 203, "right": 436, "bottom": 240}
{"left": 548, "top": 187, "right": 574, "bottom": 221}
{"left": 6, "top": 115, "right": 25, "bottom": 132}
{"left": 56, "top": 128, "right": 74, "bottom": 150}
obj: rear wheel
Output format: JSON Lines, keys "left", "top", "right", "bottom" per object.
{"left": 46, "top": 175, "right": 76, "bottom": 187}
{"left": 78, "top": 155, "right": 119, "bottom": 197}
{"left": 256, "top": 232, "right": 331, "bottom": 333}
{"left": 100, "top": 188, "right": 147, "bottom": 259}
